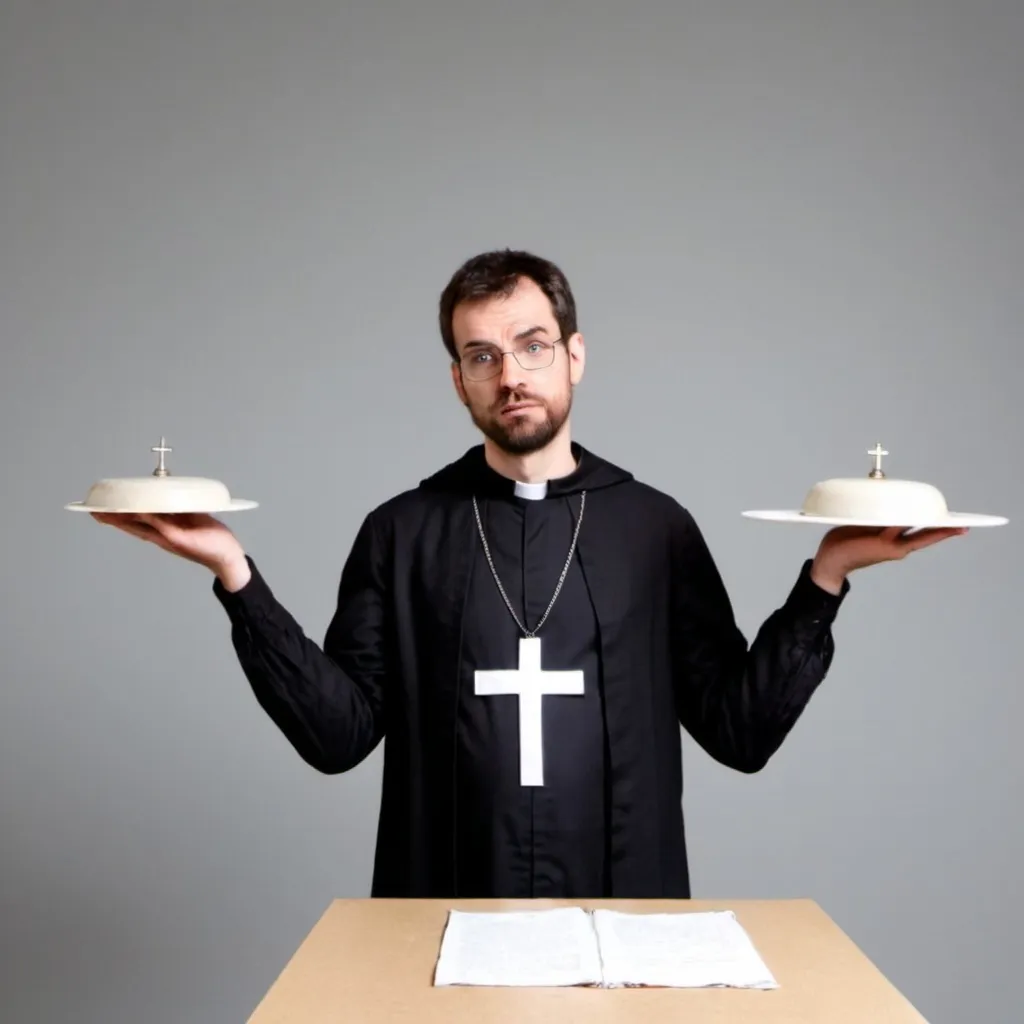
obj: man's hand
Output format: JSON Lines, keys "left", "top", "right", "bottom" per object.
{"left": 809, "top": 525, "right": 967, "bottom": 595}
{"left": 91, "top": 511, "right": 252, "bottom": 590}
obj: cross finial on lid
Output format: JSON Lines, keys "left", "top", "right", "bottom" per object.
{"left": 867, "top": 442, "right": 888, "bottom": 479}
{"left": 151, "top": 437, "right": 172, "bottom": 477}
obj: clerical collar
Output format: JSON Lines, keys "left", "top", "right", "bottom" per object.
{"left": 420, "top": 440, "right": 632, "bottom": 499}
{"left": 513, "top": 480, "right": 548, "bottom": 500}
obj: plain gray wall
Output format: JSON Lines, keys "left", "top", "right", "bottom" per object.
{"left": 2, "top": 1, "right": 1020, "bottom": 1021}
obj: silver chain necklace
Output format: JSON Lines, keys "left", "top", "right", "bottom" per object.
{"left": 471, "top": 491, "right": 586, "bottom": 639}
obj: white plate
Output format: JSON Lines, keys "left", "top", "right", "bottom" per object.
{"left": 65, "top": 499, "right": 259, "bottom": 513}
{"left": 742, "top": 509, "right": 1007, "bottom": 528}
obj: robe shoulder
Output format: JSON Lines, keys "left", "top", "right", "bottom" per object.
{"left": 360, "top": 460, "right": 689, "bottom": 534}
{"left": 358, "top": 453, "right": 848, "bottom": 616}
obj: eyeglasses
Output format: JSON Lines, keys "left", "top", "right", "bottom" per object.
{"left": 458, "top": 337, "right": 563, "bottom": 381}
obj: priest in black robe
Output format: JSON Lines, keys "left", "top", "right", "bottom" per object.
{"left": 95, "top": 249, "right": 964, "bottom": 899}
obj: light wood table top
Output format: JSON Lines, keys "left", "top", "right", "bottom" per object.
{"left": 247, "top": 897, "right": 928, "bottom": 1023}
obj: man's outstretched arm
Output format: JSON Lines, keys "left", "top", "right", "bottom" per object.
{"left": 213, "top": 511, "right": 391, "bottom": 774}
{"left": 668, "top": 504, "right": 848, "bottom": 773}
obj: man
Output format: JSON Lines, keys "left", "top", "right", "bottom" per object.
{"left": 92, "top": 249, "right": 963, "bottom": 899}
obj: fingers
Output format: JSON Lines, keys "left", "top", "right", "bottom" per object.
{"left": 91, "top": 512, "right": 171, "bottom": 545}
{"left": 889, "top": 526, "right": 967, "bottom": 556}
{"left": 901, "top": 527, "right": 968, "bottom": 552}
{"left": 114, "top": 519, "right": 161, "bottom": 541}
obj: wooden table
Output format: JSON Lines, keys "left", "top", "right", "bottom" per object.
{"left": 246, "top": 898, "right": 928, "bottom": 1023}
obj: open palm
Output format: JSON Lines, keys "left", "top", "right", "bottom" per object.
{"left": 817, "top": 524, "right": 966, "bottom": 574}
{"left": 91, "top": 511, "right": 243, "bottom": 571}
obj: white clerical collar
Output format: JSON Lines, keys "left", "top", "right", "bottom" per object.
{"left": 514, "top": 479, "right": 548, "bottom": 500}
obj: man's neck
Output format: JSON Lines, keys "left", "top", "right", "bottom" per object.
{"left": 483, "top": 433, "right": 577, "bottom": 485}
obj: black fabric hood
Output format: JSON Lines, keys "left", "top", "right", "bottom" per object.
{"left": 419, "top": 441, "right": 633, "bottom": 498}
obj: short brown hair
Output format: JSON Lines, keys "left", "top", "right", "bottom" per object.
{"left": 438, "top": 249, "right": 578, "bottom": 361}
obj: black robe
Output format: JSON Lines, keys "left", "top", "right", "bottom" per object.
{"left": 212, "top": 442, "right": 849, "bottom": 898}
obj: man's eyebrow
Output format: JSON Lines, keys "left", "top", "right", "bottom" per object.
{"left": 514, "top": 325, "right": 551, "bottom": 341}
{"left": 463, "top": 326, "right": 550, "bottom": 349}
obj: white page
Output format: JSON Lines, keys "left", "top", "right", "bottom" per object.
{"left": 433, "top": 908, "right": 604, "bottom": 987}
{"left": 592, "top": 909, "right": 779, "bottom": 989}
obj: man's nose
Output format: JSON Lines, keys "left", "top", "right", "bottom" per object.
{"left": 499, "top": 351, "right": 526, "bottom": 388}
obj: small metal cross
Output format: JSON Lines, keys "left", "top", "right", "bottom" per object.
{"left": 151, "top": 437, "right": 172, "bottom": 477}
{"left": 867, "top": 443, "right": 888, "bottom": 479}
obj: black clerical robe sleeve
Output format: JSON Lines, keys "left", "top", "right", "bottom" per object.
{"left": 211, "top": 512, "right": 390, "bottom": 774}
{"left": 670, "top": 505, "right": 848, "bottom": 773}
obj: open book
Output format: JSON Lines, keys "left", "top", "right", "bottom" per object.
{"left": 433, "top": 907, "right": 778, "bottom": 989}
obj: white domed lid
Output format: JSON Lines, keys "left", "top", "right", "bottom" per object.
{"left": 743, "top": 443, "right": 1007, "bottom": 528}
{"left": 65, "top": 437, "right": 258, "bottom": 514}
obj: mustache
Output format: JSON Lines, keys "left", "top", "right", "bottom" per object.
{"left": 495, "top": 388, "right": 540, "bottom": 407}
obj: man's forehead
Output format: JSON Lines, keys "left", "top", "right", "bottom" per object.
{"left": 453, "top": 284, "right": 556, "bottom": 340}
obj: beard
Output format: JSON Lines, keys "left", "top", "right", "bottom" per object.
{"left": 468, "top": 387, "right": 572, "bottom": 455}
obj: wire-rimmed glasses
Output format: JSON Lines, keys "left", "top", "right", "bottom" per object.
{"left": 459, "top": 336, "right": 563, "bottom": 381}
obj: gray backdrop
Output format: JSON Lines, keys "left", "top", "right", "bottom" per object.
{"left": 2, "top": 2, "right": 1020, "bottom": 1021}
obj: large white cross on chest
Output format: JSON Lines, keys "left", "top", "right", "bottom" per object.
{"left": 474, "top": 637, "right": 585, "bottom": 787}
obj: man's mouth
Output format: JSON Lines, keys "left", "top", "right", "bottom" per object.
{"left": 500, "top": 401, "right": 539, "bottom": 415}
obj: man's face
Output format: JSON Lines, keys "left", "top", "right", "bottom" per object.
{"left": 450, "top": 277, "right": 585, "bottom": 455}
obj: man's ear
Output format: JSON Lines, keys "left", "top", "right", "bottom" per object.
{"left": 566, "top": 332, "right": 586, "bottom": 386}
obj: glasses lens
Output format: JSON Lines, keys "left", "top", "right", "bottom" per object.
{"left": 517, "top": 341, "right": 555, "bottom": 369}
{"left": 462, "top": 349, "right": 500, "bottom": 380}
